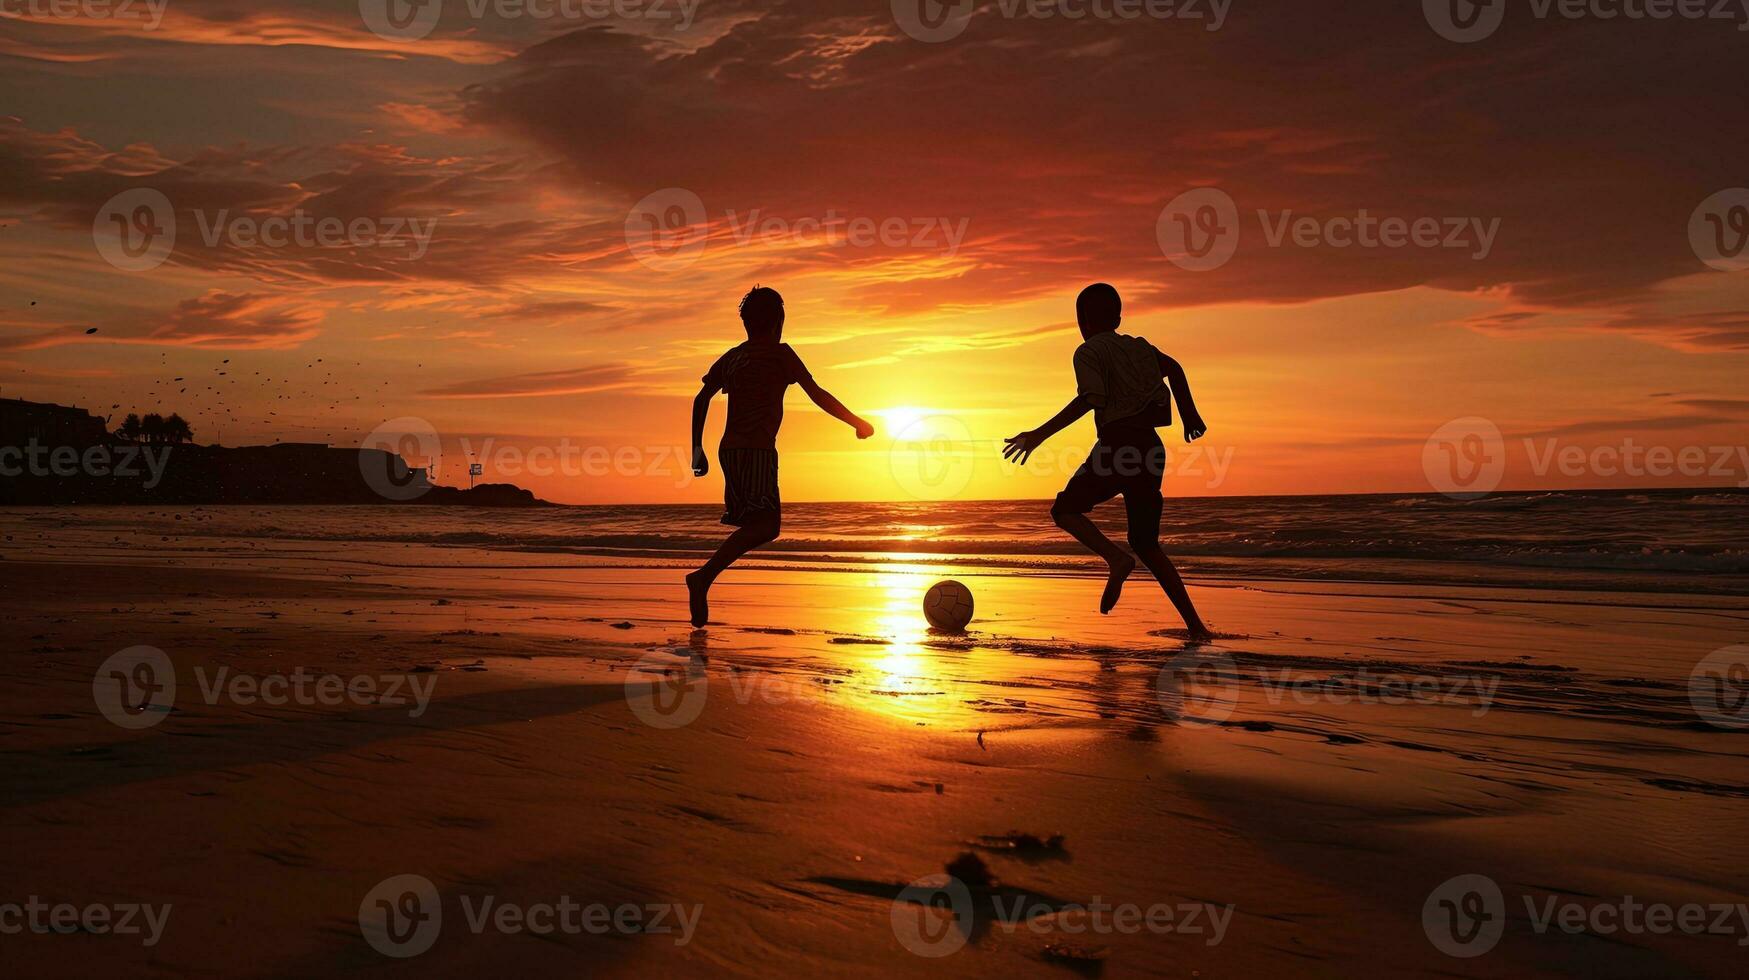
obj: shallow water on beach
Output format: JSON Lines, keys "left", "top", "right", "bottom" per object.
{"left": 9, "top": 487, "right": 1749, "bottom": 594}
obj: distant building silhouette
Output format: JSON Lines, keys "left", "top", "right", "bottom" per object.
{"left": 0, "top": 397, "right": 109, "bottom": 448}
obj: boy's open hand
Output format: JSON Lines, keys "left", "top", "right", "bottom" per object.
{"left": 1183, "top": 415, "right": 1207, "bottom": 442}
{"left": 692, "top": 447, "right": 709, "bottom": 477}
{"left": 853, "top": 418, "right": 875, "bottom": 440}
{"left": 1003, "top": 429, "right": 1043, "bottom": 465}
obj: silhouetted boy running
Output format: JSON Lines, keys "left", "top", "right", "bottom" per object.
{"left": 1004, "top": 283, "right": 1213, "bottom": 640}
{"left": 687, "top": 286, "right": 873, "bottom": 627}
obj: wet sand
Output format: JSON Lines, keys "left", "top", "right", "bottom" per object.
{"left": 3, "top": 532, "right": 1747, "bottom": 977}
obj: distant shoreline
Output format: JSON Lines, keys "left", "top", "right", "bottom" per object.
{"left": 4, "top": 484, "right": 1740, "bottom": 508}
{"left": 3, "top": 397, "right": 549, "bottom": 506}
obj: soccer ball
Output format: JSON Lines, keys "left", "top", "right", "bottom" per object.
{"left": 923, "top": 579, "right": 975, "bottom": 632}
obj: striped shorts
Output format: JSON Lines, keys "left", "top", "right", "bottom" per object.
{"left": 718, "top": 448, "right": 780, "bottom": 527}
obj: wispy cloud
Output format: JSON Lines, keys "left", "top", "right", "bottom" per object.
{"left": 419, "top": 363, "right": 642, "bottom": 398}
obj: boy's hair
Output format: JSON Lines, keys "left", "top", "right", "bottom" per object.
{"left": 739, "top": 286, "right": 785, "bottom": 337}
{"left": 1076, "top": 283, "right": 1122, "bottom": 332}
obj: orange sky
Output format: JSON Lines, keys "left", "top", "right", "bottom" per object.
{"left": 2, "top": 0, "right": 1746, "bottom": 505}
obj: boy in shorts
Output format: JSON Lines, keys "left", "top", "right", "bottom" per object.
{"left": 1003, "top": 283, "right": 1213, "bottom": 640}
{"left": 687, "top": 286, "right": 874, "bottom": 627}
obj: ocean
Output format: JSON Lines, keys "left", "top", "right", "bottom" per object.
{"left": 18, "top": 487, "right": 1749, "bottom": 595}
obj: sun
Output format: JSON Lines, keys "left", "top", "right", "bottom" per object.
{"left": 876, "top": 406, "right": 927, "bottom": 435}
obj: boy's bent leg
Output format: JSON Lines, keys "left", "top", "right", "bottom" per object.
{"left": 1051, "top": 482, "right": 1134, "bottom": 615}
{"left": 687, "top": 513, "right": 781, "bottom": 627}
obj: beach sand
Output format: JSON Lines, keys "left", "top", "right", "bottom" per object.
{"left": 4, "top": 521, "right": 1747, "bottom": 977}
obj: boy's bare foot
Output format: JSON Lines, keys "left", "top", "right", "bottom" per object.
{"left": 685, "top": 571, "right": 710, "bottom": 627}
{"left": 1100, "top": 554, "right": 1135, "bottom": 614}
{"left": 1186, "top": 624, "right": 1215, "bottom": 643}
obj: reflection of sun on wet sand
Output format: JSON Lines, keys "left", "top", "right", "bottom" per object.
{"left": 4, "top": 511, "right": 1748, "bottom": 976}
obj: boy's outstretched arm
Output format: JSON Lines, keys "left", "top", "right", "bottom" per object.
{"left": 1003, "top": 395, "right": 1092, "bottom": 465}
{"left": 1158, "top": 353, "right": 1207, "bottom": 442}
{"left": 798, "top": 377, "right": 875, "bottom": 439}
{"left": 691, "top": 382, "right": 718, "bottom": 476}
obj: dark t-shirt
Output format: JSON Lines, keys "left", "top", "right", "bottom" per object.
{"left": 703, "top": 341, "right": 813, "bottom": 450}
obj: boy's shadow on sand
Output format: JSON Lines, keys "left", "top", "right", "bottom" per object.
{"left": 808, "top": 868, "right": 1080, "bottom": 949}
{"left": 806, "top": 851, "right": 1122, "bottom": 972}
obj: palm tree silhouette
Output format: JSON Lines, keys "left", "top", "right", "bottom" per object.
{"left": 117, "top": 411, "right": 193, "bottom": 444}
{"left": 164, "top": 413, "right": 193, "bottom": 444}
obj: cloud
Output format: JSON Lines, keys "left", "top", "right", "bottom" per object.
{"left": 479, "top": 299, "right": 621, "bottom": 321}
{"left": 0, "top": 117, "right": 605, "bottom": 289}
{"left": 378, "top": 102, "right": 469, "bottom": 135}
{"left": 143, "top": 291, "right": 327, "bottom": 348}
{"left": 1519, "top": 415, "right": 1743, "bottom": 439}
{"left": 454, "top": 2, "right": 1747, "bottom": 345}
{"left": 1672, "top": 399, "right": 1749, "bottom": 415}
{"left": 0, "top": 290, "right": 327, "bottom": 350}
{"left": 10, "top": 2, "right": 1745, "bottom": 349}
{"left": 0, "top": 1, "right": 512, "bottom": 64}
{"left": 419, "top": 363, "right": 641, "bottom": 398}
{"left": 830, "top": 318, "right": 1073, "bottom": 368}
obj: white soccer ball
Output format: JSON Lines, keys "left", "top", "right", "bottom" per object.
{"left": 923, "top": 579, "right": 975, "bottom": 632}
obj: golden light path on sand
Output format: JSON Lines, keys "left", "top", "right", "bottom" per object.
{"left": 838, "top": 570, "right": 971, "bottom": 728}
